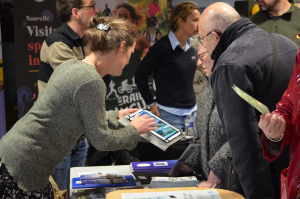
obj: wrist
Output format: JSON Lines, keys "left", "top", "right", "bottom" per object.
{"left": 264, "top": 132, "right": 284, "bottom": 142}
{"left": 148, "top": 102, "right": 155, "bottom": 107}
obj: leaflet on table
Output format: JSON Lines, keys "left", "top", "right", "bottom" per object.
{"left": 122, "top": 190, "right": 222, "bottom": 199}
{"left": 72, "top": 175, "right": 136, "bottom": 189}
{"left": 131, "top": 160, "right": 178, "bottom": 172}
{"left": 76, "top": 170, "right": 118, "bottom": 177}
{"left": 82, "top": 177, "right": 127, "bottom": 185}
{"left": 232, "top": 84, "right": 270, "bottom": 115}
{"left": 150, "top": 176, "right": 198, "bottom": 188}
{"left": 80, "top": 173, "right": 124, "bottom": 180}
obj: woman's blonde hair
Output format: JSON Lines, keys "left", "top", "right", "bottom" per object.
{"left": 169, "top": 1, "right": 200, "bottom": 32}
{"left": 84, "top": 17, "right": 136, "bottom": 55}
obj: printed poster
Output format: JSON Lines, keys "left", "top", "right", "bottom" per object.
{"left": 96, "top": 0, "right": 169, "bottom": 110}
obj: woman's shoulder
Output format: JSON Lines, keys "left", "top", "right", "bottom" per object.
{"left": 151, "top": 35, "right": 172, "bottom": 50}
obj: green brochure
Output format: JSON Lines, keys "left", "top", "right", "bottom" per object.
{"left": 232, "top": 84, "right": 270, "bottom": 115}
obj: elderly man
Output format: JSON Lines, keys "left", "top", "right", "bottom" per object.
{"left": 198, "top": 2, "right": 298, "bottom": 199}
{"left": 250, "top": 0, "right": 300, "bottom": 46}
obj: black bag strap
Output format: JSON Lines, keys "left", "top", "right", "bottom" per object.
{"left": 261, "top": 33, "right": 278, "bottom": 102}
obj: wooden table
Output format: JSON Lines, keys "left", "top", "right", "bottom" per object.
{"left": 106, "top": 187, "right": 245, "bottom": 199}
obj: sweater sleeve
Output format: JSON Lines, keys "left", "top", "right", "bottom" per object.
{"left": 135, "top": 39, "right": 167, "bottom": 105}
{"left": 183, "top": 144, "right": 201, "bottom": 172}
{"left": 208, "top": 141, "right": 231, "bottom": 180}
{"left": 73, "top": 80, "right": 140, "bottom": 151}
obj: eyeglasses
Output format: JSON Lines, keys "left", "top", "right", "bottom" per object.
{"left": 198, "top": 30, "right": 222, "bottom": 45}
{"left": 77, "top": 3, "right": 96, "bottom": 11}
{"left": 197, "top": 51, "right": 209, "bottom": 62}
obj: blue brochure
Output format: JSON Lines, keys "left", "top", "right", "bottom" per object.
{"left": 72, "top": 175, "right": 136, "bottom": 189}
{"left": 131, "top": 160, "right": 178, "bottom": 172}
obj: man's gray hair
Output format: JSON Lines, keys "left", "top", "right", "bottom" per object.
{"left": 203, "top": 10, "right": 241, "bottom": 33}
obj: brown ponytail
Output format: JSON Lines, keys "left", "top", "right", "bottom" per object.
{"left": 84, "top": 17, "right": 137, "bottom": 55}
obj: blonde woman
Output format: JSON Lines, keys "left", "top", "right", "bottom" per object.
{"left": 135, "top": 2, "right": 200, "bottom": 131}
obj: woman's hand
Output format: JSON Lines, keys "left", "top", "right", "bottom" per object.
{"left": 130, "top": 112, "right": 157, "bottom": 135}
{"left": 168, "top": 164, "right": 193, "bottom": 176}
{"left": 258, "top": 113, "right": 285, "bottom": 140}
{"left": 199, "top": 170, "right": 221, "bottom": 188}
{"left": 150, "top": 104, "right": 160, "bottom": 117}
{"left": 118, "top": 109, "right": 138, "bottom": 119}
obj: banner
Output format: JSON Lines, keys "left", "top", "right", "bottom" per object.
{"left": 96, "top": 0, "right": 168, "bottom": 110}
{"left": 14, "top": 0, "right": 61, "bottom": 118}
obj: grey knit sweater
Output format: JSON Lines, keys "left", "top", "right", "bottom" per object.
{"left": 184, "top": 78, "right": 231, "bottom": 181}
{"left": 0, "top": 58, "right": 139, "bottom": 191}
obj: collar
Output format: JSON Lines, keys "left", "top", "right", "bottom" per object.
{"left": 285, "top": 2, "right": 295, "bottom": 14}
{"left": 168, "top": 30, "right": 193, "bottom": 52}
{"left": 211, "top": 18, "right": 253, "bottom": 72}
{"left": 61, "top": 22, "right": 81, "bottom": 41}
{"left": 263, "top": 2, "right": 295, "bottom": 18}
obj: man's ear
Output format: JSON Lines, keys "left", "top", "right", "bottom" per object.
{"left": 212, "top": 31, "right": 221, "bottom": 41}
{"left": 71, "top": 8, "right": 80, "bottom": 20}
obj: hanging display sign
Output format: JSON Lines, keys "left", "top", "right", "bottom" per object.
{"left": 14, "top": 0, "right": 61, "bottom": 118}
{"left": 96, "top": 0, "right": 168, "bottom": 110}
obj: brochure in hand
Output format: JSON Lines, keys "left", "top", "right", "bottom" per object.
{"left": 232, "top": 84, "right": 270, "bottom": 115}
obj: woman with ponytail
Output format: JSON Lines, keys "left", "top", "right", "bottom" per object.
{"left": 0, "top": 17, "right": 157, "bottom": 198}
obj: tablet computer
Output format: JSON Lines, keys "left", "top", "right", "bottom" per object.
{"left": 128, "top": 109, "right": 182, "bottom": 143}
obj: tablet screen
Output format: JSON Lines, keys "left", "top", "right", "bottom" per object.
{"left": 129, "top": 110, "right": 180, "bottom": 140}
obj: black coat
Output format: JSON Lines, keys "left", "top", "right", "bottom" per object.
{"left": 211, "top": 18, "right": 298, "bottom": 199}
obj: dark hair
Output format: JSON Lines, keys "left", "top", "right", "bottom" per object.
{"left": 84, "top": 17, "right": 137, "bottom": 55}
{"left": 117, "top": 3, "right": 142, "bottom": 27}
{"left": 170, "top": 1, "right": 200, "bottom": 32}
{"left": 56, "top": 0, "right": 82, "bottom": 22}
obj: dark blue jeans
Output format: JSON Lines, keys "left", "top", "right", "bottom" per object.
{"left": 51, "top": 139, "right": 88, "bottom": 190}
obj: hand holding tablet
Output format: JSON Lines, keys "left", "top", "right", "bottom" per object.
{"left": 130, "top": 111, "right": 158, "bottom": 134}
{"left": 128, "top": 110, "right": 183, "bottom": 143}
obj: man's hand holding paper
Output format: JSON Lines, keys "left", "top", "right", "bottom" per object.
{"left": 232, "top": 84, "right": 270, "bottom": 115}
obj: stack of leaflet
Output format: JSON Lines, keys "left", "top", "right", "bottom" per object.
{"left": 131, "top": 160, "right": 178, "bottom": 184}
{"left": 80, "top": 173, "right": 127, "bottom": 185}
{"left": 150, "top": 176, "right": 198, "bottom": 188}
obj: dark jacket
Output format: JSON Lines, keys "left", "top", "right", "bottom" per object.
{"left": 210, "top": 18, "right": 298, "bottom": 199}
{"left": 250, "top": 2, "right": 300, "bottom": 46}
